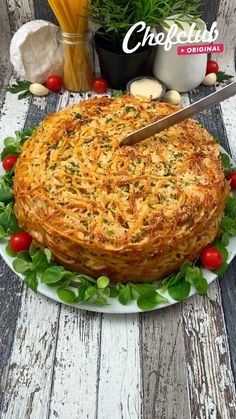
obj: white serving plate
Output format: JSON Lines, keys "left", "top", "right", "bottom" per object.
{"left": 0, "top": 147, "right": 235, "bottom": 314}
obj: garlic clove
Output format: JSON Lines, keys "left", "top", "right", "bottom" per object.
{"left": 202, "top": 73, "right": 217, "bottom": 86}
{"left": 29, "top": 83, "right": 49, "bottom": 96}
{"left": 162, "top": 90, "right": 181, "bottom": 105}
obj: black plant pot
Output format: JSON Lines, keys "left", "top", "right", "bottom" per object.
{"left": 94, "top": 32, "right": 152, "bottom": 90}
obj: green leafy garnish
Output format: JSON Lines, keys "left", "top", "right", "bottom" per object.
{"left": 221, "top": 216, "right": 236, "bottom": 235}
{"left": 24, "top": 271, "right": 38, "bottom": 293}
{"left": 185, "top": 267, "right": 208, "bottom": 295}
{"left": 130, "top": 283, "right": 156, "bottom": 299}
{"left": 0, "top": 203, "right": 21, "bottom": 234}
{"left": 161, "top": 262, "right": 192, "bottom": 291}
{"left": 5, "top": 242, "right": 16, "bottom": 257}
{"left": 213, "top": 262, "right": 229, "bottom": 276}
{"left": 8, "top": 80, "right": 31, "bottom": 100}
{"left": 118, "top": 284, "right": 132, "bottom": 305}
{"left": 162, "top": 262, "right": 208, "bottom": 301}
{"left": 137, "top": 290, "right": 168, "bottom": 311}
{"left": 97, "top": 275, "right": 110, "bottom": 289}
{"left": 0, "top": 177, "right": 14, "bottom": 204}
{"left": 112, "top": 90, "right": 124, "bottom": 98}
{"left": 13, "top": 257, "right": 31, "bottom": 274}
{"left": 214, "top": 241, "right": 228, "bottom": 263}
{"left": 109, "top": 286, "right": 119, "bottom": 298}
{"left": 225, "top": 196, "right": 236, "bottom": 218}
{"left": 221, "top": 153, "right": 236, "bottom": 175}
{"left": 220, "top": 197, "right": 236, "bottom": 237}
{"left": 0, "top": 225, "right": 6, "bottom": 240}
{"left": 31, "top": 250, "right": 50, "bottom": 272}
{"left": 217, "top": 71, "right": 234, "bottom": 84}
{"left": 1, "top": 128, "right": 35, "bottom": 162}
{"left": 41, "top": 265, "right": 68, "bottom": 284}
{"left": 57, "top": 288, "right": 76, "bottom": 304}
{"left": 168, "top": 278, "right": 191, "bottom": 301}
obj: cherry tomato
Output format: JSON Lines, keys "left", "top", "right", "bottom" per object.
{"left": 226, "top": 172, "right": 236, "bottom": 189}
{"left": 206, "top": 60, "right": 219, "bottom": 75}
{"left": 2, "top": 154, "right": 18, "bottom": 171}
{"left": 200, "top": 246, "right": 223, "bottom": 270}
{"left": 92, "top": 77, "right": 109, "bottom": 93}
{"left": 46, "top": 75, "right": 63, "bottom": 92}
{"left": 9, "top": 232, "right": 32, "bottom": 253}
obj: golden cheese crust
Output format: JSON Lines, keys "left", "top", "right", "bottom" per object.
{"left": 14, "top": 95, "right": 229, "bottom": 283}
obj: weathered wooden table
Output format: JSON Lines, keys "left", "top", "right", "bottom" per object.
{"left": 0, "top": 1, "right": 236, "bottom": 418}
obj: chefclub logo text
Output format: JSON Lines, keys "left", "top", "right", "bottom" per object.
{"left": 178, "top": 44, "right": 224, "bottom": 55}
{"left": 122, "top": 20, "right": 221, "bottom": 54}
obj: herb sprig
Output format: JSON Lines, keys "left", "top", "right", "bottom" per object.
{"left": 161, "top": 262, "right": 208, "bottom": 301}
{"left": 88, "top": 0, "right": 201, "bottom": 50}
{"left": 221, "top": 152, "right": 236, "bottom": 176}
{"left": 8, "top": 80, "right": 31, "bottom": 100}
{"left": 217, "top": 71, "right": 234, "bottom": 84}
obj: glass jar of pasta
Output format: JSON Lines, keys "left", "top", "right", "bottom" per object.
{"left": 57, "top": 30, "right": 93, "bottom": 92}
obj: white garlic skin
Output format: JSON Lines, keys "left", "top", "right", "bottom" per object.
{"left": 202, "top": 73, "right": 217, "bottom": 86}
{"left": 29, "top": 83, "right": 49, "bottom": 96}
{"left": 162, "top": 90, "right": 181, "bottom": 105}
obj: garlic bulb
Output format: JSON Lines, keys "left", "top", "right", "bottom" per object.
{"left": 29, "top": 83, "right": 49, "bottom": 96}
{"left": 162, "top": 90, "right": 181, "bottom": 105}
{"left": 202, "top": 73, "right": 217, "bottom": 86}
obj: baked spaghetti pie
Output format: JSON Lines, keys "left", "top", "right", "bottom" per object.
{"left": 14, "top": 95, "right": 229, "bottom": 283}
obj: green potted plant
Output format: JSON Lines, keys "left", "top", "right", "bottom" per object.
{"left": 88, "top": 0, "right": 202, "bottom": 89}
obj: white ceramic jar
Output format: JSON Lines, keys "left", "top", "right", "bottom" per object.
{"left": 153, "top": 17, "right": 209, "bottom": 92}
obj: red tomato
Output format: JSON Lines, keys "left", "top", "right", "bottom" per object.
{"left": 226, "top": 172, "right": 236, "bottom": 189}
{"left": 206, "top": 60, "right": 219, "bottom": 75}
{"left": 2, "top": 155, "right": 18, "bottom": 171}
{"left": 200, "top": 247, "right": 223, "bottom": 270}
{"left": 46, "top": 75, "right": 63, "bottom": 92}
{"left": 92, "top": 77, "right": 109, "bottom": 93}
{"left": 10, "top": 232, "right": 32, "bottom": 253}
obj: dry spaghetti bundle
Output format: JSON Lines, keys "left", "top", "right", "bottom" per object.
{"left": 48, "top": 0, "right": 93, "bottom": 91}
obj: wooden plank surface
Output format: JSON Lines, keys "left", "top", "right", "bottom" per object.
{"left": 0, "top": 0, "right": 12, "bottom": 104}
{"left": 48, "top": 307, "right": 101, "bottom": 419}
{"left": 0, "top": 290, "right": 60, "bottom": 419}
{"left": 33, "top": 0, "right": 57, "bottom": 24}
{"left": 200, "top": 0, "right": 221, "bottom": 28}
{"left": 141, "top": 304, "right": 189, "bottom": 419}
{"left": 96, "top": 314, "right": 141, "bottom": 419}
{"left": 183, "top": 287, "right": 236, "bottom": 418}
{"left": 6, "top": 0, "right": 35, "bottom": 33}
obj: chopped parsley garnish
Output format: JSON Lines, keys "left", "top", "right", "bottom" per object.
{"left": 125, "top": 106, "right": 136, "bottom": 112}
{"left": 120, "top": 184, "right": 130, "bottom": 192}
